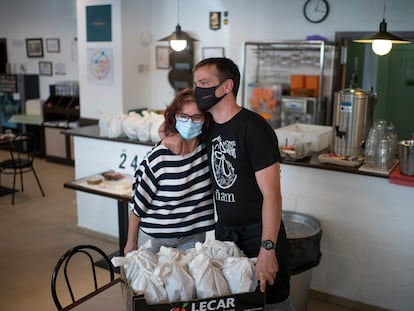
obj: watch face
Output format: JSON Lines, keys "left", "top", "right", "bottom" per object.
{"left": 304, "top": 0, "right": 329, "bottom": 23}
{"left": 262, "top": 240, "right": 275, "bottom": 250}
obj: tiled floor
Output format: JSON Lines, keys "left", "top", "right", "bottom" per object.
{"left": 0, "top": 150, "right": 356, "bottom": 311}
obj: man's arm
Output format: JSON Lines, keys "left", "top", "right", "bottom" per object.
{"left": 254, "top": 162, "right": 282, "bottom": 292}
{"left": 158, "top": 122, "right": 192, "bottom": 155}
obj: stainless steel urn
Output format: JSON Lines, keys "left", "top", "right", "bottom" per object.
{"left": 332, "top": 86, "right": 376, "bottom": 157}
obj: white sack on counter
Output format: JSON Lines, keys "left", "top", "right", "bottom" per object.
{"left": 137, "top": 110, "right": 152, "bottom": 141}
{"left": 122, "top": 111, "right": 143, "bottom": 139}
{"left": 97, "top": 110, "right": 127, "bottom": 138}
{"left": 150, "top": 112, "right": 164, "bottom": 143}
{"left": 97, "top": 109, "right": 111, "bottom": 137}
{"left": 108, "top": 113, "right": 126, "bottom": 138}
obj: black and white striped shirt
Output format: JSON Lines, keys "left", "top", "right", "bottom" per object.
{"left": 131, "top": 142, "right": 214, "bottom": 238}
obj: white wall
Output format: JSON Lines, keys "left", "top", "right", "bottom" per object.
{"left": 0, "top": 0, "right": 78, "bottom": 99}
{"left": 1, "top": 0, "right": 413, "bottom": 116}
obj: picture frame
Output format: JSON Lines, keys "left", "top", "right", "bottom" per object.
{"left": 46, "top": 38, "right": 60, "bottom": 53}
{"left": 26, "top": 38, "right": 43, "bottom": 58}
{"left": 202, "top": 47, "right": 225, "bottom": 59}
{"left": 39, "top": 61, "right": 53, "bottom": 76}
{"left": 209, "top": 12, "right": 221, "bottom": 30}
{"left": 156, "top": 46, "right": 170, "bottom": 69}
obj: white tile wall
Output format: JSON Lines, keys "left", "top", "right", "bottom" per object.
{"left": 281, "top": 164, "right": 414, "bottom": 311}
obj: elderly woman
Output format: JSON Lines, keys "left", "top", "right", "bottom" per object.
{"left": 124, "top": 88, "right": 214, "bottom": 254}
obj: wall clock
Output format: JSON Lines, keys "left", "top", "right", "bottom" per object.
{"left": 303, "top": 0, "right": 329, "bottom": 23}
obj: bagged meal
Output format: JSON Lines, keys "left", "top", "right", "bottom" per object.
{"left": 202, "top": 239, "right": 245, "bottom": 259}
{"left": 188, "top": 242, "right": 230, "bottom": 299}
{"left": 122, "top": 111, "right": 143, "bottom": 139}
{"left": 222, "top": 256, "right": 257, "bottom": 294}
{"left": 130, "top": 265, "right": 168, "bottom": 304}
{"left": 155, "top": 246, "right": 195, "bottom": 302}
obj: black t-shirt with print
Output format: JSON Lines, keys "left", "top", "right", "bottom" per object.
{"left": 205, "top": 108, "right": 281, "bottom": 226}
{"left": 205, "top": 108, "right": 291, "bottom": 303}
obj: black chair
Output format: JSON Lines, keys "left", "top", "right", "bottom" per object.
{"left": 51, "top": 244, "right": 117, "bottom": 310}
{"left": 0, "top": 132, "right": 45, "bottom": 204}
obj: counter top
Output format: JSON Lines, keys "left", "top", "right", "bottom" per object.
{"left": 62, "top": 124, "right": 154, "bottom": 146}
{"left": 64, "top": 124, "right": 390, "bottom": 179}
{"left": 281, "top": 152, "right": 391, "bottom": 178}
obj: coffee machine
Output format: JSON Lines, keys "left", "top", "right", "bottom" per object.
{"left": 332, "top": 83, "right": 376, "bottom": 157}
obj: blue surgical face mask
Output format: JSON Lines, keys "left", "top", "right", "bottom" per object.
{"left": 175, "top": 119, "right": 203, "bottom": 140}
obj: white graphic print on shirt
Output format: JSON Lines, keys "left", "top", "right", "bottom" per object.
{"left": 211, "top": 135, "right": 237, "bottom": 203}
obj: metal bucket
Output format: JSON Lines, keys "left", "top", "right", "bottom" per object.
{"left": 332, "top": 87, "right": 376, "bottom": 157}
{"left": 282, "top": 211, "right": 322, "bottom": 311}
{"left": 398, "top": 140, "right": 414, "bottom": 176}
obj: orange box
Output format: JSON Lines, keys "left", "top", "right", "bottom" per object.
{"left": 305, "top": 75, "right": 320, "bottom": 97}
{"left": 290, "top": 75, "right": 305, "bottom": 89}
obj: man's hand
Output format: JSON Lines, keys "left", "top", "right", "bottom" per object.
{"left": 162, "top": 134, "right": 192, "bottom": 155}
{"left": 255, "top": 248, "right": 279, "bottom": 293}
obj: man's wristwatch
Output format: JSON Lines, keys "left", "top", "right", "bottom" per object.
{"left": 261, "top": 240, "right": 276, "bottom": 250}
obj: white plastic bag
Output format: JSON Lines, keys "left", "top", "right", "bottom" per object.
{"left": 122, "top": 111, "right": 143, "bottom": 139}
{"left": 108, "top": 113, "right": 127, "bottom": 138}
{"left": 97, "top": 110, "right": 112, "bottom": 137}
{"left": 137, "top": 110, "right": 151, "bottom": 141}
{"left": 149, "top": 112, "right": 164, "bottom": 143}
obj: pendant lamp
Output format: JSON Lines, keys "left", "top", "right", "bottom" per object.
{"left": 353, "top": 1, "right": 410, "bottom": 56}
{"left": 158, "top": 0, "right": 197, "bottom": 52}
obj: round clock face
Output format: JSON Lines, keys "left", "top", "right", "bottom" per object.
{"left": 303, "top": 0, "right": 329, "bottom": 23}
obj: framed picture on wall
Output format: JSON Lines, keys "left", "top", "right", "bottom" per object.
{"left": 202, "top": 47, "right": 225, "bottom": 59}
{"left": 156, "top": 46, "right": 170, "bottom": 69}
{"left": 26, "top": 38, "right": 43, "bottom": 58}
{"left": 46, "top": 38, "right": 60, "bottom": 53}
{"left": 39, "top": 61, "right": 53, "bottom": 76}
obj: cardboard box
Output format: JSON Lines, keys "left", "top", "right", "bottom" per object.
{"left": 275, "top": 123, "right": 333, "bottom": 152}
{"left": 290, "top": 75, "right": 305, "bottom": 89}
{"left": 305, "top": 75, "right": 319, "bottom": 97}
{"left": 120, "top": 268, "right": 266, "bottom": 311}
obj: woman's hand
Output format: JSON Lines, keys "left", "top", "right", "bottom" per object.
{"left": 123, "top": 239, "right": 137, "bottom": 255}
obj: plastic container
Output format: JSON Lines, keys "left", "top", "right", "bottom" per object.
{"left": 275, "top": 123, "right": 333, "bottom": 152}
{"left": 282, "top": 211, "right": 322, "bottom": 311}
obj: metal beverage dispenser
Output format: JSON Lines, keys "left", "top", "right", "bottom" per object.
{"left": 332, "top": 84, "right": 376, "bottom": 157}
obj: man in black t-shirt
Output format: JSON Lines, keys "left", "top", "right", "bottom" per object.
{"left": 164, "top": 58, "right": 295, "bottom": 311}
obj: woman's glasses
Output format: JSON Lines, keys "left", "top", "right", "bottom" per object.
{"left": 175, "top": 113, "right": 204, "bottom": 123}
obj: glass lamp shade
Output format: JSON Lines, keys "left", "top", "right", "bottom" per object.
{"left": 353, "top": 20, "right": 410, "bottom": 56}
{"left": 159, "top": 24, "right": 198, "bottom": 52}
{"left": 372, "top": 39, "right": 392, "bottom": 55}
{"left": 170, "top": 39, "right": 187, "bottom": 52}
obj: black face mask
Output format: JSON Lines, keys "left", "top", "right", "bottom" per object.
{"left": 194, "top": 83, "right": 226, "bottom": 111}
